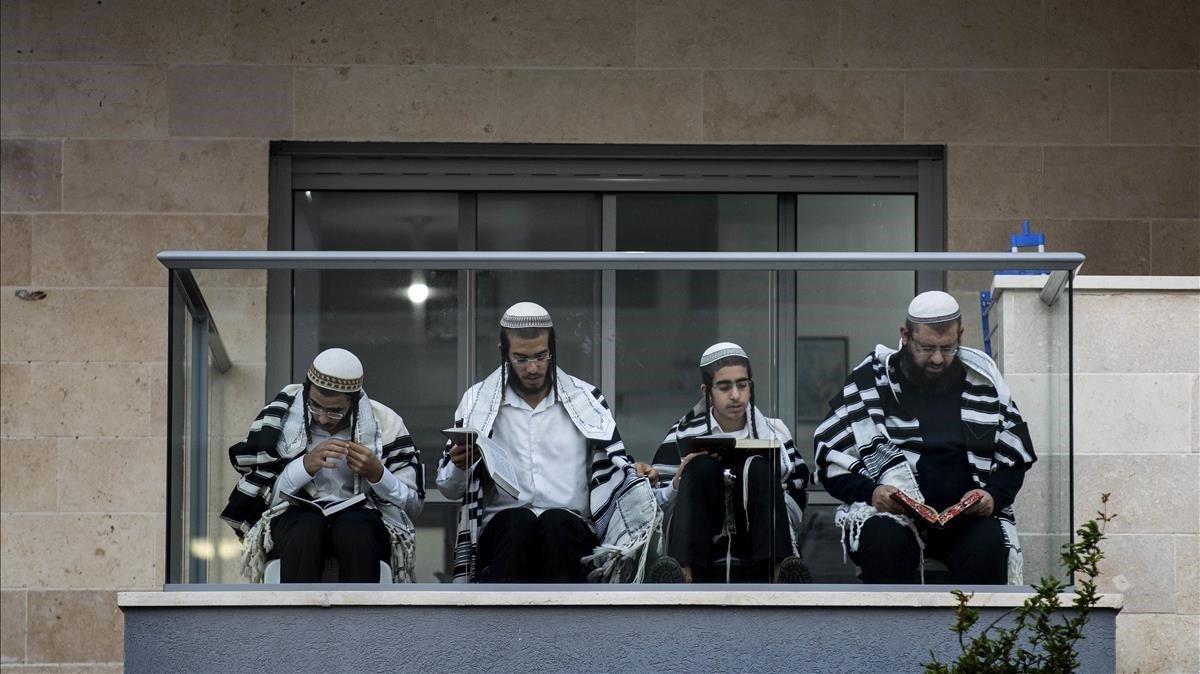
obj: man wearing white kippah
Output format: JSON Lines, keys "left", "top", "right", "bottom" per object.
{"left": 648, "top": 343, "right": 811, "bottom": 583}
{"left": 814, "top": 291, "right": 1036, "bottom": 585}
{"left": 438, "top": 302, "right": 654, "bottom": 582}
{"left": 220, "top": 348, "right": 424, "bottom": 582}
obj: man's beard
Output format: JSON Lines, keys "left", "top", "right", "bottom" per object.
{"left": 508, "top": 364, "right": 550, "bottom": 396}
{"left": 897, "top": 347, "right": 964, "bottom": 394}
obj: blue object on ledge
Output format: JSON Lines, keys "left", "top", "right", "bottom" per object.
{"left": 997, "top": 220, "right": 1049, "bottom": 276}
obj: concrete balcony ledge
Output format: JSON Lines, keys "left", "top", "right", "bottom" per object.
{"left": 119, "top": 586, "right": 1124, "bottom": 609}
{"left": 992, "top": 273, "right": 1199, "bottom": 293}
{"left": 120, "top": 588, "right": 1121, "bottom": 673}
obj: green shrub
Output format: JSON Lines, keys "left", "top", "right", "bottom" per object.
{"left": 926, "top": 494, "right": 1115, "bottom": 674}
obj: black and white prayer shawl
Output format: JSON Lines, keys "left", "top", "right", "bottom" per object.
{"left": 813, "top": 344, "right": 1036, "bottom": 584}
{"left": 657, "top": 400, "right": 810, "bottom": 554}
{"left": 441, "top": 366, "right": 647, "bottom": 583}
{"left": 219, "top": 384, "right": 424, "bottom": 582}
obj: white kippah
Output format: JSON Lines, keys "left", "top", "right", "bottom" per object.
{"left": 700, "top": 342, "right": 749, "bottom": 368}
{"left": 907, "top": 291, "right": 961, "bottom": 324}
{"left": 500, "top": 301, "right": 553, "bottom": 329}
{"left": 307, "top": 348, "right": 363, "bottom": 393}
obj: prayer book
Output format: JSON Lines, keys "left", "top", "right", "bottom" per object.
{"left": 889, "top": 489, "right": 983, "bottom": 528}
{"left": 441, "top": 427, "right": 522, "bottom": 500}
{"left": 682, "top": 434, "right": 781, "bottom": 463}
{"left": 281, "top": 490, "right": 367, "bottom": 517}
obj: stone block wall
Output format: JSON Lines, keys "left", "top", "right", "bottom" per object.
{"left": 994, "top": 277, "right": 1200, "bottom": 674}
{"left": 1, "top": 1, "right": 1197, "bottom": 670}
{"left": 1076, "top": 284, "right": 1200, "bottom": 674}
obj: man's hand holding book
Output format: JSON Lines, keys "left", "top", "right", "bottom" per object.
{"left": 962, "top": 488, "right": 994, "bottom": 517}
{"left": 872, "top": 486, "right": 995, "bottom": 524}
{"left": 871, "top": 484, "right": 906, "bottom": 514}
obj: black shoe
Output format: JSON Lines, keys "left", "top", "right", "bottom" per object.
{"left": 647, "top": 556, "right": 685, "bottom": 583}
{"left": 776, "top": 555, "right": 813, "bottom": 583}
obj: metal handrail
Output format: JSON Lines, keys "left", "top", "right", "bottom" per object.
{"left": 157, "top": 250, "right": 1085, "bottom": 272}
{"left": 172, "top": 270, "right": 232, "bottom": 373}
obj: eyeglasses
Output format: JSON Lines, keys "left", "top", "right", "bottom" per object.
{"left": 307, "top": 400, "right": 350, "bottom": 421}
{"left": 712, "top": 378, "right": 752, "bottom": 394}
{"left": 910, "top": 340, "right": 959, "bottom": 357}
{"left": 510, "top": 352, "right": 552, "bottom": 367}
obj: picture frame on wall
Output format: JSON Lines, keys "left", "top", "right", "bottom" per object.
{"left": 796, "top": 336, "right": 849, "bottom": 421}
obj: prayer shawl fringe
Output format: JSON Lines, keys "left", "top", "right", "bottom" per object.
{"left": 658, "top": 400, "right": 811, "bottom": 554}
{"left": 583, "top": 477, "right": 662, "bottom": 583}
{"left": 443, "top": 367, "right": 642, "bottom": 582}
{"left": 814, "top": 345, "right": 1035, "bottom": 584}
{"left": 220, "top": 384, "right": 424, "bottom": 582}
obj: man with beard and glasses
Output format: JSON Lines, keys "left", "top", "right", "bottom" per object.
{"left": 814, "top": 292, "right": 1036, "bottom": 584}
{"left": 437, "top": 302, "right": 656, "bottom": 582}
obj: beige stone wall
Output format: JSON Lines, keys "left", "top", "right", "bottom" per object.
{"left": 994, "top": 277, "right": 1200, "bottom": 674}
{"left": 1, "top": 1, "right": 1197, "bottom": 670}
{"left": 1078, "top": 285, "right": 1200, "bottom": 674}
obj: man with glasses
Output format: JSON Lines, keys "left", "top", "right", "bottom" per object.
{"left": 220, "top": 348, "right": 424, "bottom": 582}
{"left": 649, "top": 343, "right": 811, "bottom": 583}
{"left": 438, "top": 302, "right": 653, "bottom": 582}
{"left": 814, "top": 291, "right": 1035, "bottom": 584}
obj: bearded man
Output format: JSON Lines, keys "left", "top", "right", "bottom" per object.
{"left": 814, "top": 291, "right": 1035, "bottom": 584}
{"left": 437, "top": 302, "right": 654, "bottom": 582}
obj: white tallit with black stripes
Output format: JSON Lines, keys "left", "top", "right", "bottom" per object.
{"left": 441, "top": 366, "right": 641, "bottom": 582}
{"left": 813, "top": 344, "right": 1035, "bottom": 584}
{"left": 657, "top": 400, "right": 810, "bottom": 546}
{"left": 219, "top": 384, "right": 423, "bottom": 582}
{"left": 660, "top": 400, "right": 810, "bottom": 494}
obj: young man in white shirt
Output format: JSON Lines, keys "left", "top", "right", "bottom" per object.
{"left": 437, "top": 302, "right": 653, "bottom": 582}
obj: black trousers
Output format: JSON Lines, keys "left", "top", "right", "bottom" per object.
{"left": 849, "top": 515, "right": 1009, "bottom": 584}
{"left": 667, "top": 454, "right": 792, "bottom": 580}
{"left": 477, "top": 507, "right": 598, "bottom": 582}
{"left": 271, "top": 505, "right": 389, "bottom": 583}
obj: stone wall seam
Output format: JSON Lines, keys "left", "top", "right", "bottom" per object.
{"left": 58, "top": 138, "right": 63, "bottom": 213}
{"left": 1106, "top": 69, "right": 1113, "bottom": 144}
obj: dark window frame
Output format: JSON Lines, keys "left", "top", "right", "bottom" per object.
{"left": 265, "top": 142, "right": 947, "bottom": 581}
{"left": 269, "top": 142, "right": 946, "bottom": 394}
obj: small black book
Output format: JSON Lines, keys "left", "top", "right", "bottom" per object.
{"left": 679, "top": 434, "right": 780, "bottom": 463}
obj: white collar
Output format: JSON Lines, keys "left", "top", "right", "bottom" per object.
{"left": 708, "top": 410, "right": 748, "bottom": 437}
{"left": 502, "top": 384, "right": 557, "bottom": 412}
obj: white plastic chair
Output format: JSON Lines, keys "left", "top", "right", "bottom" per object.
{"left": 262, "top": 558, "right": 392, "bottom": 583}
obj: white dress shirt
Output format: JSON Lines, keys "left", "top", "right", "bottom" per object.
{"left": 437, "top": 386, "right": 590, "bottom": 526}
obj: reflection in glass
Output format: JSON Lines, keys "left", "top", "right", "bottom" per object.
{"left": 793, "top": 195, "right": 916, "bottom": 444}
{"left": 293, "top": 192, "right": 460, "bottom": 484}
{"left": 292, "top": 191, "right": 462, "bottom": 581}
{"left": 475, "top": 193, "right": 601, "bottom": 383}
{"left": 791, "top": 195, "right": 916, "bottom": 582}
{"left": 614, "top": 195, "right": 777, "bottom": 462}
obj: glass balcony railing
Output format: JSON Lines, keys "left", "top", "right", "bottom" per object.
{"left": 161, "top": 250, "right": 1081, "bottom": 587}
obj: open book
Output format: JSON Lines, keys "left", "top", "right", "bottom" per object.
{"left": 441, "top": 427, "right": 522, "bottom": 500}
{"left": 890, "top": 490, "right": 983, "bottom": 528}
{"left": 281, "top": 490, "right": 367, "bottom": 517}
{"left": 682, "top": 434, "right": 781, "bottom": 463}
